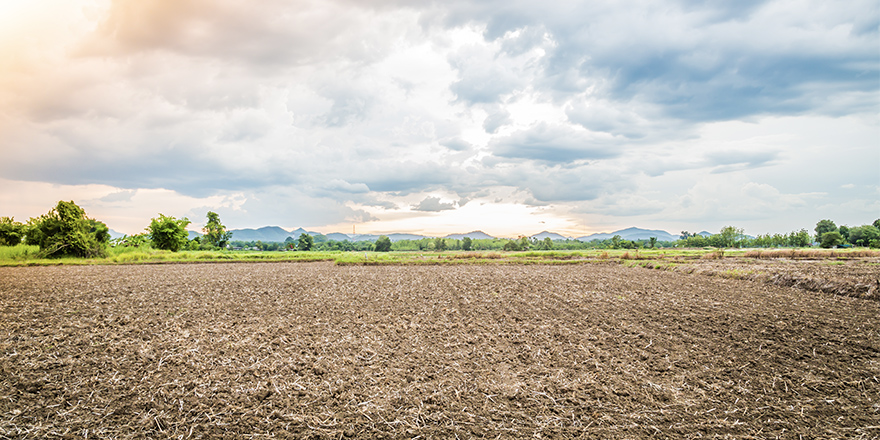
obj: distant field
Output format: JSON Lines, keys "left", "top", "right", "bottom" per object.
{"left": 0, "top": 260, "right": 878, "bottom": 438}
{"left": 1, "top": 244, "right": 878, "bottom": 268}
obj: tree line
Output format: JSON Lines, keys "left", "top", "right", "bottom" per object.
{"left": 0, "top": 201, "right": 233, "bottom": 257}
{"left": 1, "top": 201, "right": 877, "bottom": 258}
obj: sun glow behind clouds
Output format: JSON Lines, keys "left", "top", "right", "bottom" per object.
{"left": 333, "top": 199, "right": 581, "bottom": 238}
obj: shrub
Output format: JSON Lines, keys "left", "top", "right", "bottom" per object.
{"left": 148, "top": 214, "right": 191, "bottom": 252}
{"left": 26, "top": 201, "right": 109, "bottom": 258}
{"left": 819, "top": 231, "right": 844, "bottom": 249}
{"left": 374, "top": 236, "right": 392, "bottom": 252}
{"left": 0, "top": 217, "right": 26, "bottom": 246}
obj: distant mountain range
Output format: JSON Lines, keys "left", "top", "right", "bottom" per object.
{"left": 115, "top": 226, "right": 711, "bottom": 243}
{"left": 576, "top": 227, "right": 679, "bottom": 242}
{"left": 444, "top": 231, "right": 495, "bottom": 240}
{"left": 196, "top": 226, "right": 701, "bottom": 243}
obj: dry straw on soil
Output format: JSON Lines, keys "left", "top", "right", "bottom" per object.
{"left": 0, "top": 261, "right": 878, "bottom": 439}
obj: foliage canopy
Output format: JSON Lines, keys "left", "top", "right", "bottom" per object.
{"left": 203, "top": 211, "right": 232, "bottom": 249}
{"left": 148, "top": 214, "right": 191, "bottom": 252}
{"left": 374, "top": 235, "right": 392, "bottom": 252}
{"left": 26, "top": 201, "right": 109, "bottom": 258}
{"left": 0, "top": 217, "right": 25, "bottom": 246}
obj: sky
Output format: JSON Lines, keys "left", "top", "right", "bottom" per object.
{"left": 0, "top": 0, "right": 878, "bottom": 238}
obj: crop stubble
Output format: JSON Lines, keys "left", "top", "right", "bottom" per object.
{"left": 0, "top": 262, "right": 878, "bottom": 439}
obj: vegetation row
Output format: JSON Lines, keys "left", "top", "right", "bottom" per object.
{"left": 0, "top": 201, "right": 878, "bottom": 265}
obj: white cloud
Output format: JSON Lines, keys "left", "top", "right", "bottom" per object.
{"left": 0, "top": 0, "right": 877, "bottom": 236}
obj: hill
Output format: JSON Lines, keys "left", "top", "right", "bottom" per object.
{"left": 577, "top": 227, "right": 678, "bottom": 242}
{"left": 530, "top": 231, "right": 569, "bottom": 241}
{"left": 444, "top": 231, "right": 495, "bottom": 240}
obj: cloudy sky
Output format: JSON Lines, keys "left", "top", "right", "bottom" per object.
{"left": 0, "top": 0, "right": 877, "bottom": 238}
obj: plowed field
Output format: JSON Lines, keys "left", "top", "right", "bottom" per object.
{"left": 1, "top": 262, "right": 878, "bottom": 439}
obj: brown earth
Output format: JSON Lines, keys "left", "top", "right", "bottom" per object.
{"left": 0, "top": 262, "right": 878, "bottom": 439}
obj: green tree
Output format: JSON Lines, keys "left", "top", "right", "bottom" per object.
{"left": 814, "top": 220, "right": 837, "bottom": 240}
{"left": 434, "top": 237, "right": 447, "bottom": 251}
{"left": 0, "top": 217, "right": 26, "bottom": 246}
{"left": 819, "top": 231, "right": 844, "bottom": 248}
{"left": 611, "top": 235, "right": 622, "bottom": 249}
{"left": 202, "top": 211, "right": 232, "bottom": 249}
{"left": 502, "top": 240, "right": 521, "bottom": 251}
{"left": 874, "top": 219, "right": 880, "bottom": 230}
{"left": 718, "top": 226, "right": 745, "bottom": 248}
{"left": 542, "top": 237, "right": 553, "bottom": 250}
{"left": 848, "top": 225, "right": 880, "bottom": 247}
{"left": 26, "top": 201, "right": 109, "bottom": 258}
{"left": 838, "top": 225, "right": 851, "bottom": 243}
{"left": 788, "top": 229, "right": 812, "bottom": 247}
{"left": 374, "top": 235, "right": 392, "bottom": 252}
{"left": 648, "top": 237, "right": 657, "bottom": 249}
{"left": 462, "top": 236, "right": 472, "bottom": 251}
{"left": 297, "top": 233, "right": 314, "bottom": 251}
{"left": 148, "top": 214, "right": 191, "bottom": 252}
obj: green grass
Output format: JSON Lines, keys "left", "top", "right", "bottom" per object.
{"left": 0, "top": 244, "right": 40, "bottom": 261}
{"left": 1, "top": 245, "right": 876, "bottom": 267}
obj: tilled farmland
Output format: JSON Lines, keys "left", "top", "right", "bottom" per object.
{"left": 0, "top": 262, "right": 878, "bottom": 439}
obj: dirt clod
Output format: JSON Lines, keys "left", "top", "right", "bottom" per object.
{"left": 0, "top": 261, "right": 877, "bottom": 438}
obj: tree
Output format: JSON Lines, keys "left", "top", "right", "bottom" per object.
{"left": 819, "top": 231, "right": 844, "bottom": 248}
{"left": 611, "top": 235, "right": 622, "bottom": 249}
{"left": 503, "top": 240, "right": 521, "bottom": 251}
{"left": 648, "top": 237, "right": 657, "bottom": 249}
{"left": 434, "top": 237, "right": 447, "bottom": 251}
{"left": 374, "top": 235, "right": 392, "bottom": 252}
{"left": 297, "top": 233, "right": 314, "bottom": 251}
{"left": 718, "top": 226, "right": 745, "bottom": 248}
{"left": 202, "top": 211, "right": 232, "bottom": 249}
{"left": 148, "top": 214, "right": 191, "bottom": 252}
{"left": 874, "top": 219, "right": 880, "bottom": 230}
{"left": 848, "top": 225, "right": 880, "bottom": 247}
{"left": 462, "top": 236, "right": 473, "bottom": 251}
{"left": 542, "top": 237, "right": 553, "bottom": 250}
{"left": 0, "top": 217, "right": 26, "bottom": 246}
{"left": 26, "top": 201, "right": 109, "bottom": 258}
{"left": 838, "top": 225, "right": 851, "bottom": 243}
{"left": 815, "top": 220, "right": 837, "bottom": 240}
{"left": 788, "top": 229, "right": 812, "bottom": 247}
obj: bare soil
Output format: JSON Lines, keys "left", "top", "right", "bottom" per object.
{"left": 0, "top": 262, "right": 878, "bottom": 439}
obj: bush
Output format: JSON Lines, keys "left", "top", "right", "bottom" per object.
{"left": 374, "top": 236, "right": 392, "bottom": 252}
{"left": 0, "top": 217, "right": 26, "bottom": 246}
{"left": 26, "top": 201, "right": 109, "bottom": 258}
{"left": 819, "top": 231, "right": 844, "bottom": 249}
{"left": 148, "top": 214, "right": 191, "bottom": 252}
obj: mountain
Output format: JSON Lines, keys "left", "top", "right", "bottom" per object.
{"left": 388, "top": 233, "right": 428, "bottom": 241}
{"left": 108, "top": 229, "right": 127, "bottom": 240}
{"left": 577, "top": 227, "right": 678, "bottom": 242}
{"left": 229, "top": 226, "right": 293, "bottom": 242}
{"left": 202, "top": 225, "right": 695, "bottom": 243}
{"left": 227, "top": 226, "right": 328, "bottom": 242}
{"left": 444, "top": 231, "right": 495, "bottom": 240}
{"left": 324, "top": 232, "right": 354, "bottom": 241}
{"left": 288, "top": 228, "right": 324, "bottom": 239}
{"left": 188, "top": 230, "right": 202, "bottom": 239}
{"left": 530, "top": 231, "right": 569, "bottom": 241}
